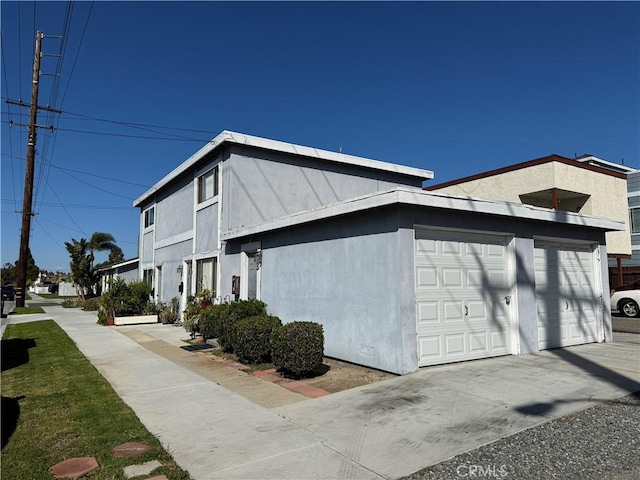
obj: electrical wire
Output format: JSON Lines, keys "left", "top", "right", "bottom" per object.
{"left": 1, "top": 152, "right": 153, "bottom": 188}
{"left": 59, "top": 1, "right": 94, "bottom": 106}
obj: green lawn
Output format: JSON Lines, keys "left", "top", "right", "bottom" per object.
{"left": 11, "top": 306, "right": 45, "bottom": 314}
{"left": 37, "top": 293, "right": 74, "bottom": 299}
{"left": 1, "top": 320, "right": 191, "bottom": 479}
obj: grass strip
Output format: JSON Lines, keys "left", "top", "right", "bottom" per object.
{"left": 11, "top": 306, "right": 45, "bottom": 314}
{"left": 1, "top": 320, "right": 191, "bottom": 479}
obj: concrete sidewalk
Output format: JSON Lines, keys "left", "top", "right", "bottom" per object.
{"left": 4, "top": 300, "right": 639, "bottom": 479}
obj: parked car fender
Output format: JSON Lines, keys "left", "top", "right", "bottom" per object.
{"left": 610, "top": 289, "right": 640, "bottom": 318}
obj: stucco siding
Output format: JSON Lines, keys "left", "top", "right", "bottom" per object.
{"left": 196, "top": 203, "right": 218, "bottom": 254}
{"left": 155, "top": 240, "right": 192, "bottom": 304}
{"left": 221, "top": 146, "right": 423, "bottom": 233}
{"left": 430, "top": 163, "right": 557, "bottom": 203}
{"left": 253, "top": 208, "right": 407, "bottom": 374}
{"left": 430, "top": 162, "right": 630, "bottom": 256}
{"left": 155, "top": 176, "right": 194, "bottom": 242}
{"left": 142, "top": 231, "right": 154, "bottom": 265}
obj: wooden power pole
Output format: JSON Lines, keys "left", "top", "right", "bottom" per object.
{"left": 15, "top": 31, "right": 43, "bottom": 307}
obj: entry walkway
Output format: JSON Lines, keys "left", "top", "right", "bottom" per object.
{"left": 4, "top": 299, "right": 639, "bottom": 479}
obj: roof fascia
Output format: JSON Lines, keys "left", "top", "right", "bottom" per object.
{"left": 424, "top": 154, "right": 627, "bottom": 191}
{"left": 134, "top": 131, "right": 434, "bottom": 207}
{"left": 220, "top": 187, "right": 624, "bottom": 241}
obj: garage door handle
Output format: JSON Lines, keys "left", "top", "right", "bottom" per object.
{"left": 465, "top": 305, "right": 468, "bottom": 316}
{"left": 565, "top": 301, "right": 569, "bottom": 310}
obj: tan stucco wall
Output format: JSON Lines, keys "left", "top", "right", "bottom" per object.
{"left": 430, "top": 162, "right": 630, "bottom": 255}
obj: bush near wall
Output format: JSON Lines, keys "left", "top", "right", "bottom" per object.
{"left": 198, "top": 303, "right": 231, "bottom": 340}
{"left": 271, "top": 321, "right": 324, "bottom": 377}
{"left": 217, "top": 299, "right": 268, "bottom": 352}
{"left": 82, "top": 297, "right": 100, "bottom": 311}
{"left": 232, "top": 315, "right": 282, "bottom": 364}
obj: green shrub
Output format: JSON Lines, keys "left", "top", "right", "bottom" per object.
{"left": 232, "top": 315, "right": 282, "bottom": 364}
{"left": 217, "top": 300, "right": 268, "bottom": 352}
{"left": 61, "top": 298, "right": 77, "bottom": 308}
{"left": 198, "top": 303, "right": 230, "bottom": 340}
{"left": 100, "top": 278, "right": 151, "bottom": 317}
{"left": 271, "top": 321, "right": 324, "bottom": 377}
{"left": 97, "top": 309, "right": 107, "bottom": 325}
{"left": 82, "top": 297, "right": 100, "bottom": 311}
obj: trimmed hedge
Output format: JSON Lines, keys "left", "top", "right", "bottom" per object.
{"left": 198, "top": 303, "right": 230, "bottom": 340}
{"left": 82, "top": 297, "right": 100, "bottom": 311}
{"left": 231, "top": 315, "right": 282, "bottom": 364}
{"left": 218, "top": 300, "right": 268, "bottom": 352}
{"left": 271, "top": 321, "right": 324, "bottom": 376}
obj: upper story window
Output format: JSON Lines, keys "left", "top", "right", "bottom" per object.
{"left": 631, "top": 207, "right": 640, "bottom": 234}
{"left": 198, "top": 166, "right": 219, "bottom": 203}
{"left": 144, "top": 207, "right": 155, "bottom": 228}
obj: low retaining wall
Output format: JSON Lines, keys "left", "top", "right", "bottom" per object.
{"left": 113, "top": 314, "right": 158, "bottom": 326}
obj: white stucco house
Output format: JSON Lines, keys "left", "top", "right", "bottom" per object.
{"left": 132, "top": 131, "right": 623, "bottom": 375}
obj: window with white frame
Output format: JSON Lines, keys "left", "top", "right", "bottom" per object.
{"left": 197, "top": 166, "right": 219, "bottom": 203}
{"left": 196, "top": 257, "right": 217, "bottom": 295}
{"left": 631, "top": 207, "right": 640, "bottom": 234}
{"left": 144, "top": 206, "right": 155, "bottom": 228}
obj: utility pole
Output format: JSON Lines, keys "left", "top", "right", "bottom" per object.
{"left": 15, "top": 31, "right": 43, "bottom": 307}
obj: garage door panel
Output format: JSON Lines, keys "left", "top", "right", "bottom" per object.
{"left": 417, "top": 302, "right": 439, "bottom": 323}
{"left": 416, "top": 267, "right": 437, "bottom": 288}
{"left": 443, "top": 301, "right": 464, "bottom": 321}
{"left": 534, "top": 241, "right": 599, "bottom": 350}
{"left": 415, "top": 229, "right": 513, "bottom": 367}
{"left": 445, "top": 334, "right": 465, "bottom": 356}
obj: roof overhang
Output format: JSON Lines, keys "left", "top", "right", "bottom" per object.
{"left": 220, "top": 187, "right": 624, "bottom": 241}
{"left": 425, "top": 154, "right": 627, "bottom": 191}
{"left": 134, "top": 131, "right": 434, "bottom": 207}
{"left": 96, "top": 258, "right": 139, "bottom": 273}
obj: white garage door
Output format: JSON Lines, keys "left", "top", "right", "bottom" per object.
{"left": 534, "top": 241, "right": 600, "bottom": 350}
{"left": 415, "top": 229, "right": 513, "bottom": 367}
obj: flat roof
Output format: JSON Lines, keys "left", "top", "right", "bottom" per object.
{"left": 220, "top": 187, "right": 624, "bottom": 241}
{"left": 134, "top": 131, "right": 434, "bottom": 207}
{"left": 424, "top": 154, "right": 627, "bottom": 191}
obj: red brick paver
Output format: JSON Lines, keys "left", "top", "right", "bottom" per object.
{"left": 113, "top": 441, "right": 152, "bottom": 457}
{"left": 50, "top": 457, "right": 99, "bottom": 479}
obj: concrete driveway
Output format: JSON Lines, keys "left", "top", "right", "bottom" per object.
{"left": 3, "top": 299, "right": 639, "bottom": 479}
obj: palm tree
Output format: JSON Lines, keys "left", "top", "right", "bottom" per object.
{"left": 65, "top": 232, "right": 121, "bottom": 298}
{"left": 87, "top": 232, "right": 119, "bottom": 271}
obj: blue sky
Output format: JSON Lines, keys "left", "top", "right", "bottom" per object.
{"left": 2, "top": 1, "right": 639, "bottom": 272}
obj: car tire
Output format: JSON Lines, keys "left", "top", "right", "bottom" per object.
{"left": 619, "top": 299, "right": 640, "bottom": 318}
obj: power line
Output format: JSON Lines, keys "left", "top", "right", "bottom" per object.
{"left": 1, "top": 152, "right": 153, "bottom": 188}
{"left": 62, "top": 109, "right": 219, "bottom": 135}
{"left": 60, "top": 1, "right": 94, "bottom": 106}
{"left": 2, "top": 198, "right": 133, "bottom": 210}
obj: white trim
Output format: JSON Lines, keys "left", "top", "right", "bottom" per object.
{"left": 240, "top": 242, "right": 262, "bottom": 300}
{"left": 195, "top": 195, "right": 218, "bottom": 212}
{"left": 134, "top": 131, "right": 433, "bottom": 206}
{"left": 628, "top": 191, "right": 640, "bottom": 198}
{"left": 155, "top": 231, "right": 193, "bottom": 249}
{"left": 221, "top": 187, "right": 625, "bottom": 241}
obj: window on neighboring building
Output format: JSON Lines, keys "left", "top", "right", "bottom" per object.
{"left": 143, "top": 269, "right": 154, "bottom": 296}
{"left": 144, "top": 207, "right": 155, "bottom": 228}
{"left": 198, "top": 166, "right": 219, "bottom": 203}
{"left": 196, "top": 257, "right": 217, "bottom": 295}
{"left": 631, "top": 208, "right": 640, "bottom": 234}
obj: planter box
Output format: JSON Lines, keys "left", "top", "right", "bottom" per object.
{"left": 113, "top": 314, "right": 158, "bottom": 326}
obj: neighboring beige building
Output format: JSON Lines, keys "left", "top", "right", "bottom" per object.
{"left": 425, "top": 154, "right": 631, "bottom": 258}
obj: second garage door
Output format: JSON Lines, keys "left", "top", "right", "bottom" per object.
{"left": 534, "top": 240, "right": 600, "bottom": 349}
{"left": 415, "top": 228, "right": 514, "bottom": 367}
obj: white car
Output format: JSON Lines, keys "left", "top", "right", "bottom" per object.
{"left": 610, "top": 282, "right": 640, "bottom": 318}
